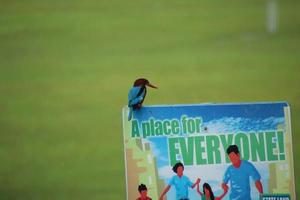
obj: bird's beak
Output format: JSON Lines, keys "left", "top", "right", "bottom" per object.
{"left": 147, "top": 83, "right": 158, "bottom": 89}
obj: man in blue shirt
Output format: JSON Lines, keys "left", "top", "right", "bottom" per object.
{"left": 222, "top": 145, "right": 263, "bottom": 200}
{"left": 159, "top": 162, "right": 200, "bottom": 200}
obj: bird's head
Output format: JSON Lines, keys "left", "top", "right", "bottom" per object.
{"left": 133, "top": 78, "right": 158, "bottom": 89}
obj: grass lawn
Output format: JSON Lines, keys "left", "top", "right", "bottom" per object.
{"left": 0, "top": 0, "right": 299, "bottom": 199}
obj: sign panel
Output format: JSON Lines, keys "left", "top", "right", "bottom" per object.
{"left": 122, "top": 102, "right": 295, "bottom": 200}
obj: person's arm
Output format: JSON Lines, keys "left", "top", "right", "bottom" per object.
{"left": 255, "top": 180, "right": 263, "bottom": 194}
{"left": 247, "top": 161, "right": 263, "bottom": 194}
{"left": 221, "top": 183, "right": 229, "bottom": 193}
{"left": 215, "top": 183, "right": 229, "bottom": 200}
{"left": 196, "top": 181, "right": 203, "bottom": 196}
{"left": 159, "top": 185, "right": 171, "bottom": 200}
{"left": 191, "top": 178, "right": 200, "bottom": 189}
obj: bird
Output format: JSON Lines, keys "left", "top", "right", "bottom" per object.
{"left": 128, "top": 78, "right": 158, "bottom": 121}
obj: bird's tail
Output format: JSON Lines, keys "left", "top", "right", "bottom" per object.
{"left": 128, "top": 107, "right": 133, "bottom": 121}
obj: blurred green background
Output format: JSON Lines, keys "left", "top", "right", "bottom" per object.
{"left": 0, "top": 0, "right": 299, "bottom": 199}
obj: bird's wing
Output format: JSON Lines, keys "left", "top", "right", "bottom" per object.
{"left": 128, "top": 86, "right": 144, "bottom": 106}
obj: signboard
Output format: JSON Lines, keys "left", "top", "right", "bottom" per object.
{"left": 122, "top": 102, "right": 295, "bottom": 200}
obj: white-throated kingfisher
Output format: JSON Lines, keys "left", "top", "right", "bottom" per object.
{"left": 128, "top": 78, "right": 158, "bottom": 121}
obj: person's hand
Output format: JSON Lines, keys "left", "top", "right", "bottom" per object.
{"left": 159, "top": 197, "right": 164, "bottom": 200}
{"left": 222, "top": 183, "right": 229, "bottom": 192}
{"left": 196, "top": 178, "right": 201, "bottom": 185}
{"left": 215, "top": 197, "right": 221, "bottom": 200}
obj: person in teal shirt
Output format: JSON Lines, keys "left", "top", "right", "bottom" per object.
{"left": 159, "top": 162, "right": 200, "bottom": 200}
{"left": 196, "top": 180, "right": 228, "bottom": 200}
{"left": 222, "top": 145, "right": 263, "bottom": 200}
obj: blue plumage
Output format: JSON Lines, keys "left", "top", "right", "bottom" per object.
{"left": 128, "top": 86, "right": 145, "bottom": 120}
{"left": 127, "top": 78, "right": 158, "bottom": 121}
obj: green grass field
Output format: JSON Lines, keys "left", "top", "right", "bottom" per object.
{"left": 0, "top": 0, "right": 299, "bottom": 199}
